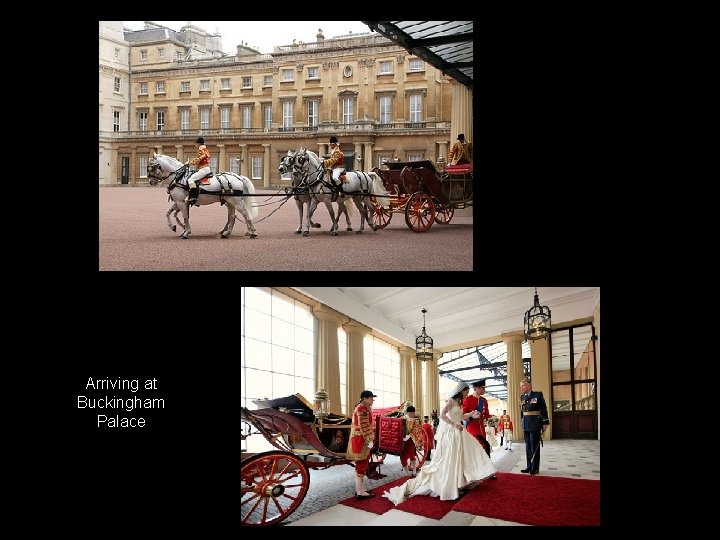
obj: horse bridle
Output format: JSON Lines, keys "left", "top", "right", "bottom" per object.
{"left": 289, "top": 150, "right": 325, "bottom": 191}
{"left": 147, "top": 160, "right": 188, "bottom": 186}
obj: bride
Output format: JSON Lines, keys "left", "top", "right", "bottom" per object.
{"left": 383, "top": 381, "right": 497, "bottom": 504}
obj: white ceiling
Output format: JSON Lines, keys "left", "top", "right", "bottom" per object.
{"left": 293, "top": 287, "right": 600, "bottom": 351}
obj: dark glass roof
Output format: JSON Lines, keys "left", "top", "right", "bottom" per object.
{"left": 438, "top": 341, "right": 530, "bottom": 401}
{"left": 362, "top": 21, "right": 473, "bottom": 90}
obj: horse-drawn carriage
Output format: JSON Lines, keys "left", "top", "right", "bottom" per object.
{"left": 369, "top": 160, "right": 473, "bottom": 232}
{"left": 241, "top": 393, "right": 434, "bottom": 526}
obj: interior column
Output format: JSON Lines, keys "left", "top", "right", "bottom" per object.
{"left": 503, "top": 333, "right": 525, "bottom": 443}
{"left": 343, "top": 320, "right": 370, "bottom": 416}
{"left": 312, "top": 305, "right": 342, "bottom": 415}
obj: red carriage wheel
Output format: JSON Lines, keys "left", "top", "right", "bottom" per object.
{"left": 371, "top": 203, "right": 392, "bottom": 229}
{"left": 433, "top": 204, "right": 454, "bottom": 225}
{"left": 241, "top": 451, "right": 310, "bottom": 526}
{"left": 405, "top": 192, "right": 435, "bottom": 232}
{"left": 414, "top": 426, "right": 433, "bottom": 469}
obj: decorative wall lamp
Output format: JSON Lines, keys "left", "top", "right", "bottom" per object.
{"left": 314, "top": 388, "right": 330, "bottom": 431}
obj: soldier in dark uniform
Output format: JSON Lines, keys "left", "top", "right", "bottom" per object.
{"left": 519, "top": 378, "right": 550, "bottom": 475}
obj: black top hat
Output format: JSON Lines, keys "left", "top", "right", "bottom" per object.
{"left": 457, "top": 133, "right": 465, "bottom": 141}
{"left": 472, "top": 379, "right": 486, "bottom": 388}
{"left": 329, "top": 136, "right": 339, "bottom": 144}
{"left": 406, "top": 405, "right": 416, "bottom": 412}
{"left": 360, "top": 390, "right": 377, "bottom": 399}
{"left": 195, "top": 137, "right": 205, "bottom": 144}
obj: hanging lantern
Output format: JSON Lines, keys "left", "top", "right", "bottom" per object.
{"left": 416, "top": 308, "right": 433, "bottom": 361}
{"left": 524, "top": 287, "right": 552, "bottom": 341}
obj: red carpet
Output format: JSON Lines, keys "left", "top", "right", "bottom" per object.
{"left": 340, "top": 473, "right": 599, "bottom": 525}
{"left": 338, "top": 477, "right": 466, "bottom": 520}
{"left": 453, "top": 472, "right": 600, "bottom": 526}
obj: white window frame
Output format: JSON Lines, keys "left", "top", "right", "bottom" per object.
{"left": 409, "top": 94, "right": 422, "bottom": 122}
{"left": 263, "top": 105, "right": 272, "bottom": 129}
{"left": 180, "top": 109, "right": 190, "bottom": 131}
{"left": 281, "top": 69, "right": 294, "bottom": 82}
{"left": 200, "top": 108, "right": 210, "bottom": 130}
{"left": 409, "top": 58, "right": 423, "bottom": 71}
{"left": 114, "top": 48, "right": 120, "bottom": 59}
{"left": 139, "top": 82, "right": 148, "bottom": 95}
{"left": 156, "top": 111, "right": 164, "bottom": 131}
{"left": 230, "top": 155, "right": 240, "bottom": 174}
{"left": 139, "top": 111, "right": 147, "bottom": 132}
{"left": 221, "top": 78, "right": 231, "bottom": 90}
{"left": 379, "top": 60, "right": 393, "bottom": 74}
{"left": 307, "top": 66, "right": 319, "bottom": 79}
{"left": 139, "top": 156, "right": 148, "bottom": 178}
{"left": 180, "top": 81, "right": 190, "bottom": 92}
{"left": 158, "top": 47, "right": 165, "bottom": 58}
{"left": 200, "top": 80, "right": 210, "bottom": 91}
{"left": 307, "top": 100, "right": 318, "bottom": 127}
{"left": 114, "top": 77, "right": 121, "bottom": 93}
{"left": 113, "top": 111, "right": 120, "bottom": 132}
{"left": 242, "top": 105, "right": 252, "bottom": 129}
{"left": 342, "top": 97, "right": 355, "bottom": 125}
{"left": 263, "top": 75, "right": 273, "bottom": 87}
{"left": 251, "top": 155, "right": 262, "bottom": 180}
{"left": 379, "top": 96, "right": 392, "bottom": 124}
{"left": 242, "top": 76, "right": 252, "bottom": 88}
{"left": 156, "top": 81, "right": 165, "bottom": 94}
{"left": 140, "top": 50, "right": 147, "bottom": 61}
{"left": 221, "top": 107, "right": 231, "bottom": 129}
{"left": 282, "top": 101, "right": 293, "bottom": 129}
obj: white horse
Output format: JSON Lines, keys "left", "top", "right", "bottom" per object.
{"left": 147, "top": 153, "right": 258, "bottom": 239}
{"left": 286, "top": 148, "right": 390, "bottom": 234}
{"left": 278, "top": 150, "right": 354, "bottom": 237}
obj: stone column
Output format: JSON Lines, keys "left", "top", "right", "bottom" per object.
{"left": 594, "top": 301, "right": 600, "bottom": 440}
{"left": 503, "top": 333, "right": 525, "bottom": 442}
{"left": 353, "top": 142, "right": 363, "bottom": 170}
{"left": 450, "top": 80, "right": 473, "bottom": 143}
{"left": 399, "top": 346, "right": 415, "bottom": 406}
{"left": 343, "top": 320, "right": 370, "bottom": 416}
{"left": 175, "top": 144, "right": 184, "bottom": 162}
{"left": 529, "top": 336, "right": 552, "bottom": 441}
{"left": 436, "top": 141, "right": 448, "bottom": 164}
{"left": 239, "top": 144, "right": 248, "bottom": 177}
{"left": 217, "top": 144, "right": 226, "bottom": 172}
{"left": 363, "top": 142, "right": 374, "bottom": 171}
{"left": 130, "top": 148, "right": 137, "bottom": 186}
{"left": 413, "top": 356, "right": 424, "bottom": 420}
{"left": 262, "top": 143, "right": 271, "bottom": 187}
{"left": 312, "top": 305, "right": 342, "bottom": 415}
{"left": 423, "top": 352, "right": 441, "bottom": 420}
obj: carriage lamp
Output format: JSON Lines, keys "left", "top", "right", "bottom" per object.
{"left": 381, "top": 158, "right": 389, "bottom": 170}
{"left": 415, "top": 308, "right": 433, "bottom": 362}
{"left": 436, "top": 156, "right": 446, "bottom": 171}
{"left": 524, "top": 287, "right": 552, "bottom": 341}
{"left": 314, "top": 388, "right": 330, "bottom": 431}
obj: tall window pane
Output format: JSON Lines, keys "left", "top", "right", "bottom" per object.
{"left": 380, "top": 96, "right": 392, "bottom": 124}
{"left": 363, "top": 335, "right": 399, "bottom": 409}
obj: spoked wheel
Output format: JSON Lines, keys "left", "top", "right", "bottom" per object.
{"left": 433, "top": 203, "right": 454, "bottom": 225}
{"left": 414, "top": 427, "right": 432, "bottom": 470}
{"left": 405, "top": 192, "right": 435, "bottom": 232}
{"left": 241, "top": 451, "right": 310, "bottom": 526}
{"left": 365, "top": 202, "right": 393, "bottom": 229}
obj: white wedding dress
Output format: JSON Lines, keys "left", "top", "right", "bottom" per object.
{"left": 383, "top": 398, "right": 497, "bottom": 503}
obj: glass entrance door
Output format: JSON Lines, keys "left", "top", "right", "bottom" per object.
{"left": 551, "top": 324, "right": 597, "bottom": 439}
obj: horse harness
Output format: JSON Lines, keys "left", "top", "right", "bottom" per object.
{"left": 291, "top": 153, "right": 372, "bottom": 202}
{"left": 163, "top": 165, "right": 245, "bottom": 206}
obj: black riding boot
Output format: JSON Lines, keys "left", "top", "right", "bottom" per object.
{"left": 187, "top": 185, "right": 199, "bottom": 206}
